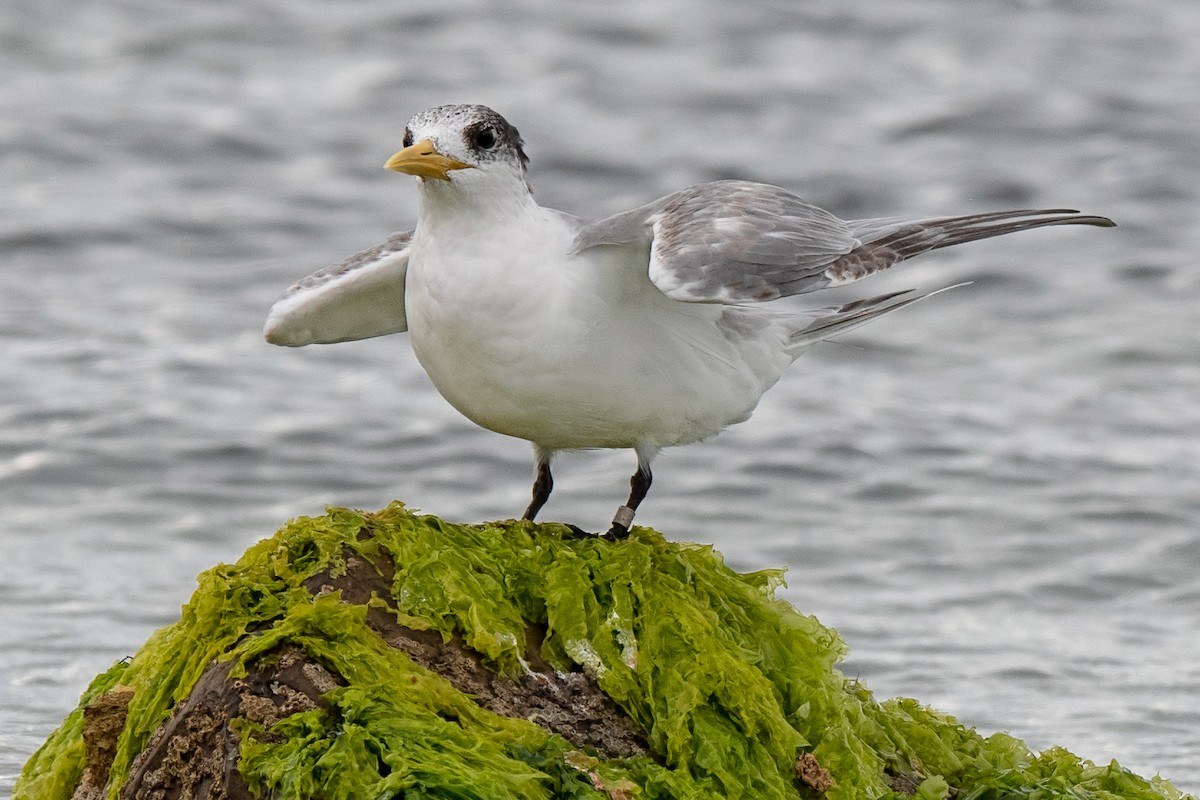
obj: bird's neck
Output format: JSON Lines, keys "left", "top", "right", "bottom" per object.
{"left": 416, "top": 176, "right": 539, "bottom": 235}
{"left": 408, "top": 176, "right": 568, "bottom": 298}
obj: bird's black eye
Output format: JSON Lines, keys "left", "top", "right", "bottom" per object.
{"left": 472, "top": 126, "right": 497, "bottom": 150}
{"left": 402, "top": 128, "right": 413, "bottom": 148}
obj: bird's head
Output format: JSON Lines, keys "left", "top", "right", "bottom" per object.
{"left": 385, "top": 104, "right": 531, "bottom": 198}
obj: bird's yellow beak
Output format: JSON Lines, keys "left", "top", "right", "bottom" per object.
{"left": 384, "top": 139, "right": 473, "bottom": 181}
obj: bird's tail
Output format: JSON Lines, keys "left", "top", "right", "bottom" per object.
{"left": 845, "top": 208, "right": 1116, "bottom": 266}
{"left": 787, "top": 285, "right": 964, "bottom": 351}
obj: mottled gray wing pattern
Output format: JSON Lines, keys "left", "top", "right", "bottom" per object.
{"left": 264, "top": 231, "right": 412, "bottom": 346}
{"left": 574, "top": 180, "right": 859, "bottom": 302}
{"left": 573, "top": 179, "right": 1115, "bottom": 304}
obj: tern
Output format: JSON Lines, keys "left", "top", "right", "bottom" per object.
{"left": 265, "top": 104, "right": 1114, "bottom": 537}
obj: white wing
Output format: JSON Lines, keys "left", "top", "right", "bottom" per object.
{"left": 573, "top": 180, "right": 1114, "bottom": 304}
{"left": 264, "top": 232, "right": 412, "bottom": 346}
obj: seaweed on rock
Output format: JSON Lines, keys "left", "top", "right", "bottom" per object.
{"left": 16, "top": 503, "right": 1190, "bottom": 800}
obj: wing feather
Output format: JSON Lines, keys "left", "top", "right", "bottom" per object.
{"left": 643, "top": 181, "right": 856, "bottom": 302}
{"left": 264, "top": 231, "right": 412, "bottom": 346}
{"left": 573, "top": 180, "right": 1113, "bottom": 304}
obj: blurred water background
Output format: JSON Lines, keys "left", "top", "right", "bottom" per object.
{"left": 2, "top": 0, "right": 1198, "bottom": 794}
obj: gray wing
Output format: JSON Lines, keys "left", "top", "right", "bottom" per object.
{"left": 572, "top": 179, "right": 1114, "bottom": 303}
{"left": 264, "top": 231, "right": 412, "bottom": 346}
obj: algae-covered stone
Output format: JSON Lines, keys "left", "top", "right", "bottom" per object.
{"left": 15, "top": 503, "right": 1192, "bottom": 799}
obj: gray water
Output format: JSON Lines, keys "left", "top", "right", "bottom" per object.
{"left": 3, "top": 0, "right": 1199, "bottom": 794}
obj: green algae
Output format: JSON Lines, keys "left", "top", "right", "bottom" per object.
{"left": 15, "top": 502, "right": 1191, "bottom": 800}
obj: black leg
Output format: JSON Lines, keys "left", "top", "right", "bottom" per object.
{"left": 607, "top": 463, "right": 653, "bottom": 539}
{"left": 522, "top": 459, "right": 553, "bottom": 521}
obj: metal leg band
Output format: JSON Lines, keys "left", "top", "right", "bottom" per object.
{"left": 611, "top": 505, "right": 636, "bottom": 530}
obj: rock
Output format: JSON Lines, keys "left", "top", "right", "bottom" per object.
{"left": 15, "top": 503, "right": 1191, "bottom": 799}
{"left": 72, "top": 685, "right": 134, "bottom": 800}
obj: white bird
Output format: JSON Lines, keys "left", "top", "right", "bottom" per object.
{"left": 264, "top": 104, "right": 1114, "bottom": 537}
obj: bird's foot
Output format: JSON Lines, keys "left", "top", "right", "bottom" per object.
{"left": 603, "top": 524, "right": 630, "bottom": 540}
{"left": 546, "top": 506, "right": 636, "bottom": 541}
{"left": 562, "top": 523, "right": 597, "bottom": 540}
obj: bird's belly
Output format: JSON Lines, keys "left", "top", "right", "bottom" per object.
{"left": 409, "top": 304, "right": 592, "bottom": 444}
{"left": 408, "top": 287, "right": 768, "bottom": 451}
